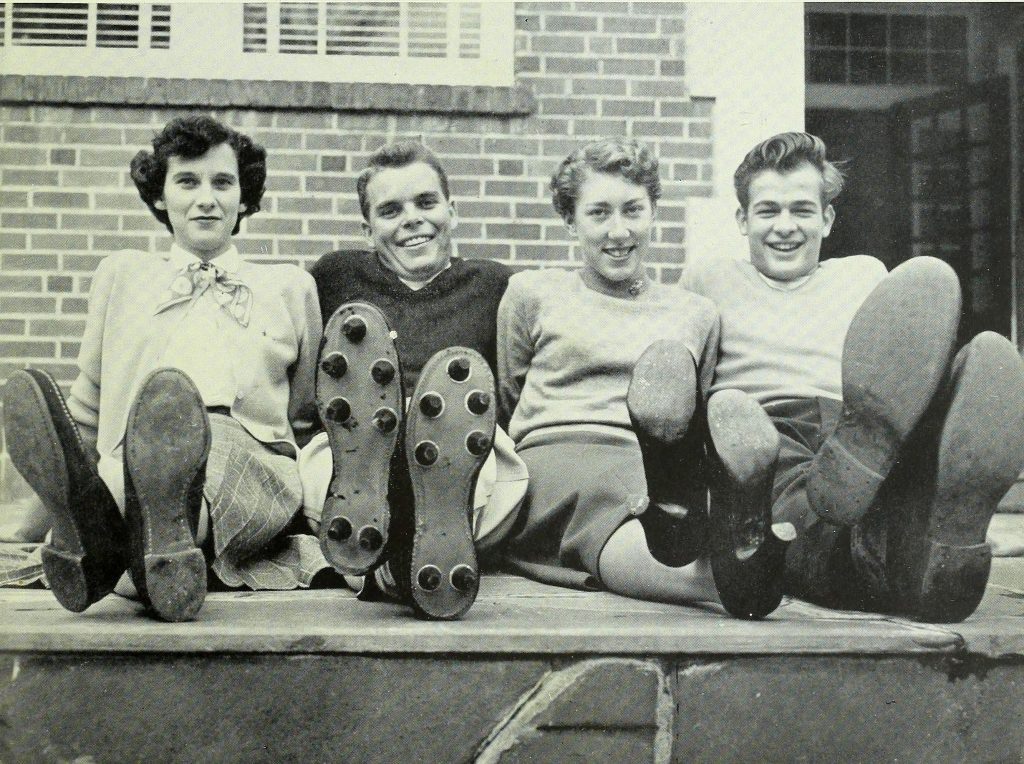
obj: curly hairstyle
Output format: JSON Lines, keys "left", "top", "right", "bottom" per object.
{"left": 550, "top": 138, "right": 661, "bottom": 223}
{"left": 734, "top": 132, "right": 845, "bottom": 211}
{"left": 129, "top": 114, "right": 267, "bottom": 235}
{"left": 356, "top": 142, "right": 450, "bottom": 221}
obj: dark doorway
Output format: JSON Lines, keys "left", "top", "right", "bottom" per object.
{"left": 808, "top": 78, "right": 1012, "bottom": 341}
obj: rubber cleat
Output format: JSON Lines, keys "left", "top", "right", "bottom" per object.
{"left": 419, "top": 393, "right": 444, "bottom": 418}
{"left": 320, "top": 352, "right": 348, "bottom": 378}
{"left": 371, "top": 359, "right": 396, "bottom": 385}
{"left": 341, "top": 315, "right": 367, "bottom": 342}
{"left": 896, "top": 332, "right": 1024, "bottom": 622}
{"left": 324, "top": 397, "right": 352, "bottom": 423}
{"left": 372, "top": 407, "right": 399, "bottom": 434}
{"left": 447, "top": 357, "right": 471, "bottom": 382}
{"left": 123, "top": 368, "right": 210, "bottom": 622}
{"left": 327, "top": 517, "right": 353, "bottom": 542}
{"left": 627, "top": 339, "right": 707, "bottom": 567}
{"left": 403, "top": 347, "right": 494, "bottom": 620}
{"left": 3, "top": 368, "right": 129, "bottom": 613}
{"left": 466, "top": 391, "right": 491, "bottom": 415}
{"left": 706, "top": 389, "right": 789, "bottom": 620}
{"left": 316, "top": 302, "right": 404, "bottom": 575}
{"left": 808, "top": 257, "right": 961, "bottom": 526}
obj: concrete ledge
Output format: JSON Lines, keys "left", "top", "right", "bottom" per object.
{"left": 0, "top": 75, "right": 536, "bottom": 115}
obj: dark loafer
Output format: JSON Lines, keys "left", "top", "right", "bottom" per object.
{"left": 808, "top": 257, "right": 960, "bottom": 526}
{"left": 627, "top": 339, "right": 707, "bottom": 567}
{"left": 403, "top": 347, "right": 495, "bottom": 620}
{"left": 316, "top": 302, "right": 404, "bottom": 575}
{"left": 706, "top": 389, "right": 793, "bottom": 620}
{"left": 124, "top": 368, "right": 209, "bottom": 622}
{"left": 3, "top": 368, "right": 128, "bottom": 612}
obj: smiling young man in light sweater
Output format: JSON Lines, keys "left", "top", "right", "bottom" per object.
{"left": 682, "top": 131, "right": 1024, "bottom": 622}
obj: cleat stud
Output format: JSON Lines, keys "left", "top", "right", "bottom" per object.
{"left": 466, "top": 431, "right": 491, "bottom": 456}
{"left": 327, "top": 517, "right": 353, "bottom": 542}
{"left": 372, "top": 407, "right": 398, "bottom": 433}
{"left": 414, "top": 441, "right": 439, "bottom": 466}
{"left": 320, "top": 352, "right": 348, "bottom": 378}
{"left": 466, "top": 390, "right": 491, "bottom": 415}
{"left": 419, "top": 393, "right": 444, "bottom": 418}
{"left": 325, "top": 397, "right": 352, "bottom": 423}
{"left": 450, "top": 564, "right": 477, "bottom": 593}
{"left": 341, "top": 316, "right": 367, "bottom": 342}
{"left": 370, "top": 359, "right": 396, "bottom": 385}
{"left": 447, "top": 357, "right": 471, "bottom": 382}
{"left": 417, "top": 565, "right": 442, "bottom": 592}
{"left": 357, "top": 526, "right": 383, "bottom": 552}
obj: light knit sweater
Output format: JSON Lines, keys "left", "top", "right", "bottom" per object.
{"left": 680, "top": 256, "right": 887, "bottom": 404}
{"left": 497, "top": 269, "right": 720, "bottom": 444}
{"left": 67, "top": 246, "right": 322, "bottom": 462}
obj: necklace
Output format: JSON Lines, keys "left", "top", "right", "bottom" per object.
{"left": 627, "top": 278, "right": 647, "bottom": 297}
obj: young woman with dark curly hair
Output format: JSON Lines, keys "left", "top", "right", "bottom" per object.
{"left": 2, "top": 114, "right": 333, "bottom": 621}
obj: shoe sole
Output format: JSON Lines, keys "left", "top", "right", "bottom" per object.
{"left": 913, "top": 332, "right": 1024, "bottom": 622}
{"left": 706, "top": 389, "right": 790, "bottom": 620}
{"left": 124, "top": 369, "right": 209, "bottom": 622}
{"left": 809, "top": 257, "right": 961, "bottom": 526}
{"left": 405, "top": 347, "right": 494, "bottom": 620}
{"left": 316, "top": 302, "right": 403, "bottom": 575}
{"left": 627, "top": 339, "right": 705, "bottom": 567}
{"left": 3, "top": 369, "right": 127, "bottom": 612}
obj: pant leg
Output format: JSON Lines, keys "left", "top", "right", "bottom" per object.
{"left": 204, "top": 415, "right": 331, "bottom": 590}
{"left": 766, "top": 398, "right": 889, "bottom": 611}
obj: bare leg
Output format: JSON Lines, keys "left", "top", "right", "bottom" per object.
{"left": 598, "top": 519, "right": 720, "bottom": 605}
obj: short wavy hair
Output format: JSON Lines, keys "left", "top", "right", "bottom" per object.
{"left": 550, "top": 138, "right": 661, "bottom": 223}
{"left": 357, "top": 142, "right": 450, "bottom": 221}
{"left": 734, "top": 132, "right": 845, "bottom": 210}
{"left": 129, "top": 114, "right": 267, "bottom": 235}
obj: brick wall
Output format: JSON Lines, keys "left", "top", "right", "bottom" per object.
{"left": 0, "top": 1, "right": 713, "bottom": 386}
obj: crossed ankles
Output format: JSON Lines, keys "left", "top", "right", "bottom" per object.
{"left": 316, "top": 302, "right": 495, "bottom": 620}
{"left": 2, "top": 368, "right": 210, "bottom": 621}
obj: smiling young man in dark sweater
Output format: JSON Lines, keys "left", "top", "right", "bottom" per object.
{"left": 298, "top": 142, "right": 527, "bottom": 619}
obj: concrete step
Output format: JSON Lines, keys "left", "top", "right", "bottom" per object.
{"left": 1, "top": 562, "right": 1022, "bottom": 763}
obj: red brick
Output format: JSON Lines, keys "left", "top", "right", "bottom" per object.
{"left": 2, "top": 213, "right": 58, "bottom": 229}
{"left": 31, "top": 235, "right": 87, "bottom": 253}
{"left": 483, "top": 178, "right": 540, "bottom": 196}
{"left": 573, "top": 119, "right": 629, "bottom": 136}
{"left": 571, "top": 78, "right": 627, "bottom": 96}
{"left": 60, "top": 214, "right": 119, "bottom": 231}
{"left": 658, "top": 141, "right": 714, "bottom": 159}
{"left": 62, "top": 126, "right": 124, "bottom": 144}
{"left": 61, "top": 342, "right": 81, "bottom": 359}
{"left": 4, "top": 124, "right": 63, "bottom": 143}
{"left": 305, "top": 176, "right": 347, "bottom": 194}
{"left": 461, "top": 243, "right": 510, "bottom": 260}
{"left": 498, "top": 160, "right": 524, "bottom": 176}
{"left": 516, "top": 244, "right": 567, "bottom": 260}
{"left": 0, "top": 320, "right": 26, "bottom": 335}
{"left": 0, "top": 191, "right": 30, "bottom": 207}
{"left": 0, "top": 147, "right": 48, "bottom": 165}
{"left": 307, "top": 219, "right": 361, "bottom": 237}
{"left": 0, "top": 233, "right": 28, "bottom": 249}
{"left": 515, "top": 55, "right": 541, "bottom": 74}
{"left": 265, "top": 153, "right": 317, "bottom": 172}
{"left": 0, "top": 297, "right": 57, "bottom": 313}
{"left": 304, "top": 134, "right": 362, "bottom": 151}
{"left": 632, "top": 79, "right": 689, "bottom": 99}
{"left": 94, "top": 235, "right": 152, "bottom": 251}
{"left": 60, "top": 298, "right": 89, "bottom": 314}
{"left": 546, "top": 57, "right": 600, "bottom": 75}
{"left": 32, "top": 192, "right": 89, "bottom": 209}
{"left": 514, "top": 202, "right": 552, "bottom": 219}
{"left": 659, "top": 225, "right": 686, "bottom": 245}
{"left": 29, "top": 319, "right": 86, "bottom": 337}
{"left": 660, "top": 17, "right": 687, "bottom": 34}
{"left": 657, "top": 203, "right": 686, "bottom": 223}
{"left": 602, "top": 16, "right": 657, "bottom": 33}
{"left": 46, "top": 276, "right": 74, "bottom": 292}
{"left": 3, "top": 169, "right": 60, "bottom": 186}
{"left": 516, "top": 14, "right": 540, "bottom": 32}
{"left": 616, "top": 37, "right": 670, "bottom": 55}
{"left": 446, "top": 157, "right": 494, "bottom": 175}
{"left": 485, "top": 137, "right": 541, "bottom": 155}
{"left": 277, "top": 197, "right": 333, "bottom": 214}
{"left": 532, "top": 35, "right": 586, "bottom": 54}
{"left": 0, "top": 341, "right": 56, "bottom": 358}
{"left": 49, "top": 148, "right": 77, "bottom": 165}
{"left": 62, "top": 254, "right": 105, "bottom": 271}
{"left": 80, "top": 148, "right": 135, "bottom": 167}
{"left": 545, "top": 15, "right": 597, "bottom": 32}
{"left": 3, "top": 254, "right": 57, "bottom": 270}
{"left": 458, "top": 201, "right": 512, "bottom": 218}
{"left": 689, "top": 121, "right": 713, "bottom": 138}
{"left": 602, "top": 99, "right": 656, "bottom": 117}
{"left": 538, "top": 98, "right": 596, "bottom": 117}
{"left": 487, "top": 223, "right": 541, "bottom": 240}
{"left": 634, "top": 121, "right": 686, "bottom": 138}
{"left": 63, "top": 170, "right": 123, "bottom": 187}
{"left": 674, "top": 163, "right": 700, "bottom": 181}
{"left": 603, "top": 59, "right": 655, "bottom": 76}
{"left": 246, "top": 218, "right": 303, "bottom": 236}
{"left": 588, "top": 37, "right": 614, "bottom": 55}
{"left": 0, "top": 275, "right": 42, "bottom": 291}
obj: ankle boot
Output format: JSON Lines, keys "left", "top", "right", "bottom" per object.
{"left": 3, "top": 368, "right": 128, "bottom": 612}
{"left": 123, "top": 368, "right": 210, "bottom": 622}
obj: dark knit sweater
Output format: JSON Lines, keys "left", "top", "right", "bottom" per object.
{"left": 310, "top": 249, "right": 511, "bottom": 392}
